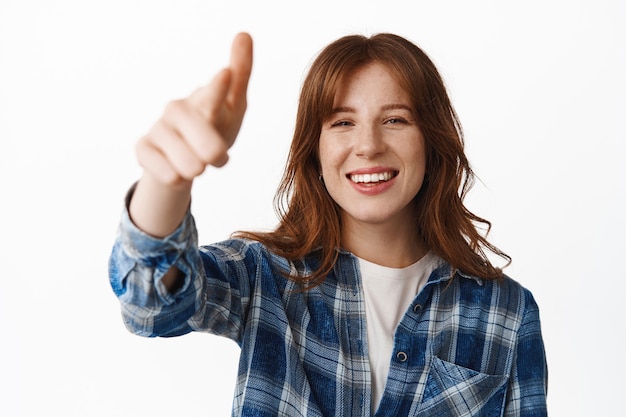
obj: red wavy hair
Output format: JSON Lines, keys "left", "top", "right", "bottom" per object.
{"left": 237, "top": 33, "right": 510, "bottom": 286}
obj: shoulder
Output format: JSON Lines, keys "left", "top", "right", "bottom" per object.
{"left": 431, "top": 263, "right": 540, "bottom": 322}
{"left": 458, "top": 271, "right": 542, "bottom": 326}
{"left": 200, "top": 237, "right": 264, "bottom": 256}
{"left": 199, "top": 238, "right": 315, "bottom": 278}
{"left": 486, "top": 273, "right": 540, "bottom": 312}
{"left": 199, "top": 238, "right": 274, "bottom": 268}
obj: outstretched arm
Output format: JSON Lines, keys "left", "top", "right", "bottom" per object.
{"left": 129, "top": 32, "right": 253, "bottom": 238}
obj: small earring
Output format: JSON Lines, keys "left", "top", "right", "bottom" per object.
{"left": 318, "top": 174, "right": 324, "bottom": 183}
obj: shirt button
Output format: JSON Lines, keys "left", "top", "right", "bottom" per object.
{"left": 413, "top": 304, "right": 422, "bottom": 313}
{"left": 396, "top": 351, "right": 408, "bottom": 362}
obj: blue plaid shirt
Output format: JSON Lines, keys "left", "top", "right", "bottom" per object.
{"left": 109, "top": 207, "right": 548, "bottom": 417}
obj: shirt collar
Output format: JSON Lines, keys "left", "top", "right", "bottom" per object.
{"left": 427, "top": 262, "right": 484, "bottom": 286}
{"left": 337, "top": 249, "right": 485, "bottom": 287}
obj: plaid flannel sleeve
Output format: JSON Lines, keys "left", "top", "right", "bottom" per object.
{"left": 108, "top": 203, "right": 204, "bottom": 338}
{"left": 505, "top": 289, "right": 549, "bottom": 416}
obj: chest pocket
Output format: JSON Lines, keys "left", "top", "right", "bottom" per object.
{"left": 417, "top": 356, "right": 508, "bottom": 417}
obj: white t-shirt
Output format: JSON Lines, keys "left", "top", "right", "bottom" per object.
{"left": 358, "top": 252, "right": 442, "bottom": 411}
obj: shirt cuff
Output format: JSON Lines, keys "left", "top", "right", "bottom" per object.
{"left": 118, "top": 182, "right": 196, "bottom": 259}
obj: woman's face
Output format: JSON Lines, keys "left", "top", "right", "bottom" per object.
{"left": 318, "top": 62, "right": 426, "bottom": 233}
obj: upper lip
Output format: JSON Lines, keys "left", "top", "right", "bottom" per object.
{"left": 347, "top": 166, "right": 397, "bottom": 176}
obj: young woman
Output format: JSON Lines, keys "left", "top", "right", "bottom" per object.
{"left": 109, "top": 32, "right": 548, "bottom": 416}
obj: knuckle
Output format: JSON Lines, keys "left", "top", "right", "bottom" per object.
{"left": 163, "top": 99, "right": 187, "bottom": 118}
{"left": 134, "top": 137, "right": 152, "bottom": 162}
{"left": 205, "top": 143, "right": 228, "bottom": 165}
{"left": 198, "top": 147, "right": 219, "bottom": 165}
{"left": 179, "top": 159, "right": 206, "bottom": 180}
{"left": 134, "top": 137, "right": 145, "bottom": 154}
{"left": 208, "top": 148, "right": 229, "bottom": 167}
{"left": 144, "top": 120, "right": 166, "bottom": 144}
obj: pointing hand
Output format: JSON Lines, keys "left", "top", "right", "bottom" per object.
{"left": 135, "top": 32, "right": 253, "bottom": 187}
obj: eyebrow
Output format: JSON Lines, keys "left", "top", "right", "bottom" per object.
{"left": 329, "top": 103, "right": 414, "bottom": 115}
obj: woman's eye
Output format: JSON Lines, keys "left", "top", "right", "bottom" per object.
{"left": 385, "top": 117, "right": 407, "bottom": 125}
{"left": 331, "top": 120, "right": 353, "bottom": 127}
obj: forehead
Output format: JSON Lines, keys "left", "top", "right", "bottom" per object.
{"left": 332, "top": 62, "right": 410, "bottom": 105}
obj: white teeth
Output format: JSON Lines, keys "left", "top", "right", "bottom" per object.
{"left": 350, "top": 172, "right": 394, "bottom": 184}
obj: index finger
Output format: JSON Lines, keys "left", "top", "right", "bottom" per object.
{"left": 227, "top": 32, "right": 253, "bottom": 106}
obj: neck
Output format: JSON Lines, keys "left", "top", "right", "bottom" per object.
{"left": 341, "top": 216, "right": 427, "bottom": 268}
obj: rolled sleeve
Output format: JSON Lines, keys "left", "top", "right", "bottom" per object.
{"left": 108, "top": 202, "right": 203, "bottom": 337}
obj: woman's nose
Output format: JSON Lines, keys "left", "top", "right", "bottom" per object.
{"left": 354, "top": 126, "right": 385, "bottom": 159}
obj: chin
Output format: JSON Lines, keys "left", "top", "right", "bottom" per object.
{"left": 345, "top": 210, "right": 402, "bottom": 226}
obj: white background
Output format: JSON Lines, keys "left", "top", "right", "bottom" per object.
{"left": 1, "top": 0, "right": 624, "bottom": 416}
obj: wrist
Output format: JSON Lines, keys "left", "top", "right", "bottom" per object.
{"left": 128, "top": 173, "right": 192, "bottom": 238}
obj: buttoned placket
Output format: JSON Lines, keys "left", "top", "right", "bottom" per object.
{"left": 372, "top": 282, "right": 435, "bottom": 417}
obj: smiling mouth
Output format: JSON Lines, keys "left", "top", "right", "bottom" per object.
{"left": 348, "top": 171, "right": 398, "bottom": 184}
